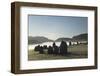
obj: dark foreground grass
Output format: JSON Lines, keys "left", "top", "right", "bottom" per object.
{"left": 28, "top": 44, "right": 88, "bottom": 61}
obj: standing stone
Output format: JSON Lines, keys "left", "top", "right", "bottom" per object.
{"left": 59, "top": 41, "right": 68, "bottom": 55}
{"left": 48, "top": 46, "right": 53, "bottom": 54}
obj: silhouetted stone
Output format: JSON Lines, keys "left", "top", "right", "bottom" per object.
{"left": 59, "top": 41, "right": 68, "bottom": 55}
{"left": 34, "top": 45, "right": 40, "bottom": 52}
{"left": 69, "top": 41, "right": 71, "bottom": 46}
{"left": 39, "top": 46, "right": 44, "bottom": 54}
{"left": 52, "top": 42, "right": 55, "bottom": 47}
{"left": 48, "top": 46, "right": 53, "bottom": 54}
{"left": 77, "top": 41, "right": 78, "bottom": 45}
{"left": 43, "top": 45, "right": 47, "bottom": 49}
{"left": 34, "top": 46, "right": 38, "bottom": 51}
{"left": 52, "top": 42, "right": 59, "bottom": 55}
{"left": 54, "top": 46, "right": 59, "bottom": 55}
{"left": 43, "top": 45, "right": 48, "bottom": 53}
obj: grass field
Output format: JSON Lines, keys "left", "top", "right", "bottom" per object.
{"left": 28, "top": 44, "right": 88, "bottom": 61}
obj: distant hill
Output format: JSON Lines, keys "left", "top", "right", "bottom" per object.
{"left": 28, "top": 36, "right": 53, "bottom": 44}
{"left": 55, "top": 38, "right": 72, "bottom": 42}
{"left": 55, "top": 33, "right": 88, "bottom": 42}
{"left": 29, "top": 33, "right": 88, "bottom": 44}
{"left": 72, "top": 33, "right": 88, "bottom": 41}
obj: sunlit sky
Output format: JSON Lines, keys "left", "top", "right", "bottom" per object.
{"left": 28, "top": 15, "right": 87, "bottom": 40}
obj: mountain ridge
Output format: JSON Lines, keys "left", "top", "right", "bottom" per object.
{"left": 28, "top": 33, "right": 87, "bottom": 44}
{"left": 55, "top": 33, "right": 87, "bottom": 42}
{"left": 28, "top": 36, "right": 53, "bottom": 44}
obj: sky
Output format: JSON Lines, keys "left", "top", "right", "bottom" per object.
{"left": 28, "top": 15, "right": 87, "bottom": 40}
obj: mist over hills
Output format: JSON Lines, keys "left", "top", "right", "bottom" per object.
{"left": 28, "top": 36, "right": 53, "bottom": 44}
{"left": 72, "top": 33, "right": 88, "bottom": 41}
{"left": 28, "top": 33, "right": 87, "bottom": 44}
{"left": 55, "top": 38, "right": 72, "bottom": 42}
{"left": 56, "top": 33, "right": 88, "bottom": 42}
